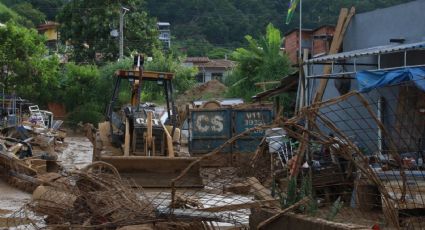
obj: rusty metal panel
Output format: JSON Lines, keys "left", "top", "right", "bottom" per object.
{"left": 232, "top": 108, "right": 273, "bottom": 153}
{"left": 189, "top": 109, "right": 232, "bottom": 154}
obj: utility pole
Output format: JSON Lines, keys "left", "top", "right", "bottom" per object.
{"left": 119, "top": 7, "right": 130, "bottom": 61}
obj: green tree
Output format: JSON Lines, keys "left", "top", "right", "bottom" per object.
{"left": 30, "top": 0, "right": 66, "bottom": 21}
{"left": 147, "top": 0, "right": 412, "bottom": 56}
{"left": 225, "top": 24, "right": 292, "bottom": 101}
{"left": 144, "top": 49, "right": 198, "bottom": 102}
{"left": 99, "top": 58, "right": 133, "bottom": 106}
{"left": 2, "top": 0, "right": 66, "bottom": 21}
{"left": 60, "top": 63, "right": 104, "bottom": 126}
{"left": 11, "top": 3, "right": 46, "bottom": 27}
{"left": 61, "top": 63, "right": 100, "bottom": 111}
{"left": 0, "top": 22, "right": 60, "bottom": 104}
{"left": 57, "top": 0, "right": 159, "bottom": 64}
{"left": 0, "top": 3, "right": 34, "bottom": 28}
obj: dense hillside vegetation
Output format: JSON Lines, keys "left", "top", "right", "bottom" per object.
{"left": 146, "top": 0, "right": 413, "bottom": 55}
{"left": 0, "top": 0, "right": 414, "bottom": 55}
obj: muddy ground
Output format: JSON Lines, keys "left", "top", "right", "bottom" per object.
{"left": 0, "top": 136, "right": 93, "bottom": 229}
{"left": 57, "top": 136, "right": 93, "bottom": 170}
{"left": 0, "top": 136, "right": 251, "bottom": 229}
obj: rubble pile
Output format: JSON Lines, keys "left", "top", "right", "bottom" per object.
{"left": 0, "top": 122, "right": 66, "bottom": 193}
{"left": 177, "top": 80, "right": 227, "bottom": 103}
{"left": 170, "top": 89, "right": 425, "bottom": 229}
{"left": 11, "top": 162, "right": 157, "bottom": 229}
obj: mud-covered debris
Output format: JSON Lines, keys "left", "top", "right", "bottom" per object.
{"left": 10, "top": 162, "right": 156, "bottom": 229}
{"left": 170, "top": 193, "right": 204, "bottom": 209}
{"left": 224, "top": 182, "right": 251, "bottom": 195}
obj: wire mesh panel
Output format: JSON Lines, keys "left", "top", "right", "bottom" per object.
{"left": 281, "top": 81, "right": 425, "bottom": 229}
{"left": 5, "top": 81, "right": 425, "bottom": 229}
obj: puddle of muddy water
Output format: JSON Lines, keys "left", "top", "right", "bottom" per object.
{"left": 58, "top": 136, "right": 93, "bottom": 170}
{"left": 0, "top": 179, "right": 33, "bottom": 229}
{"left": 0, "top": 180, "right": 30, "bottom": 216}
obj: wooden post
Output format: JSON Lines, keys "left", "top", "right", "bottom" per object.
{"left": 291, "top": 7, "right": 356, "bottom": 179}
{"left": 124, "top": 118, "right": 130, "bottom": 156}
{"left": 312, "top": 7, "right": 355, "bottom": 103}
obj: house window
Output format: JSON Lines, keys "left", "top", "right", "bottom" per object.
{"left": 195, "top": 73, "right": 204, "bottom": 83}
{"left": 211, "top": 73, "right": 223, "bottom": 82}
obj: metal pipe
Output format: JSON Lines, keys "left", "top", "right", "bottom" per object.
{"left": 299, "top": 0, "right": 302, "bottom": 61}
{"left": 306, "top": 63, "right": 425, "bottom": 79}
{"left": 404, "top": 51, "right": 407, "bottom": 67}
{"left": 294, "top": 75, "right": 302, "bottom": 113}
{"left": 377, "top": 97, "right": 385, "bottom": 154}
{"left": 119, "top": 7, "right": 129, "bottom": 61}
{"left": 107, "top": 77, "right": 122, "bottom": 120}
{"left": 353, "top": 58, "right": 357, "bottom": 72}
{"left": 308, "top": 62, "right": 377, "bottom": 66}
{"left": 298, "top": 0, "right": 304, "bottom": 112}
{"left": 119, "top": 10, "right": 124, "bottom": 60}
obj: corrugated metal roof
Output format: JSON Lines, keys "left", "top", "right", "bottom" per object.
{"left": 305, "top": 41, "right": 425, "bottom": 64}
{"left": 284, "top": 28, "right": 313, "bottom": 36}
{"left": 252, "top": 72, "right": 299, "bottom": 101}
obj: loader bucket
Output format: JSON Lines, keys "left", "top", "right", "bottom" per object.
{"left": 98, "top": 156, "right": 203, "bottom": 188}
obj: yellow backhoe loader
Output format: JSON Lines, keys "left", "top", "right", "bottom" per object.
{"left": 93, "top": 55, "right": 202, "bottom": 188}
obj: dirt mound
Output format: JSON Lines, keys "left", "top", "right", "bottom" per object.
{"left": 177, "top": 80, "right": 227, "bottom": 103}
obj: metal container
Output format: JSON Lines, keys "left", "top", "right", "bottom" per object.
{"left": 189, "top": 109, "right": 232, "bottom": 154}
{"left": 232, "top": 108, "right": 273, "bottom": 153}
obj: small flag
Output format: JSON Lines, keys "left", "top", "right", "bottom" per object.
{"left": 286, "top": 0, "right": 300, "bottom": 25}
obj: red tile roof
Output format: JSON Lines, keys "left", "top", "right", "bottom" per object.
{"left": 196, "top": 59, "right": 235, "bottom": 69}
{"left": 185, "top": 57, "right": 210, "bottom": 63}
{"left": 37, "top": 21, "right": 59, "bottom": 31}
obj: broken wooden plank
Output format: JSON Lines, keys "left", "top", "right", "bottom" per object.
{"left": 124, "top": 118, "right": 130, "bottom": 156}
{"left": 257, "top": 197, "right": 310, "bottom": 230}
{"left": 312, "top": 7, "right": 355, "bottom": 103}
{"left": 198, "top": 199, "right": 278, "bottom": 212}
{"left": 292, "top": 7, "right": 356, "bottom": 179}
{"left": 246, "top": 177, "right": 280, "bottom": 208}
{"left": 224, "top": 182, "right": 251, "bottom": 195}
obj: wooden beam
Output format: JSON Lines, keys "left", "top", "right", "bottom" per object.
{"left": 198, "top": 199, "right": 278, "bottom": 212}
{"left": 124, "top": 118, "right": 130, "bottom": 156}
{"left": 257, "top": 197, "right": 310, "bottom": 230}
{"left": 291, "top": 7, "right": 355, "bottom": 179}
{"left": 246, "top": 177, "right": 280, "bottom": 208}
{"left": 312, "top": 7, "right": 355, "bottom": 104}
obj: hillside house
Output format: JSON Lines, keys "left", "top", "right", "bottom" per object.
{"left": 284, "top": 28, "right": 313, "bottom": 64}
{"left": 157, "top": 22, "right": 171, "bottom": 49}
{"left": 184, "top": 57, "right": 235, "bottom": 83}
{"left": 37, "top": 21, "right": 59, "bottom": 53}
{"left": 284, "top": 26, "right": 335, "bottom": 64}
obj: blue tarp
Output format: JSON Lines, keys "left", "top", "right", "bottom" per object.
{"left": 356, "top": 67, "right": 425, "bottom": 93}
